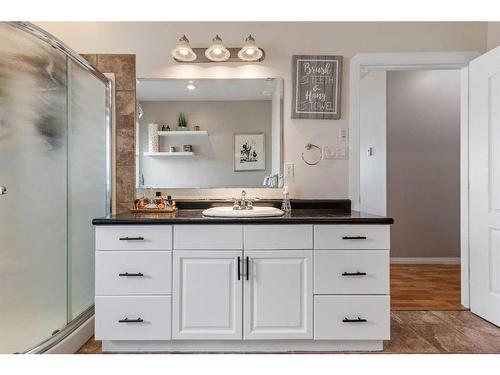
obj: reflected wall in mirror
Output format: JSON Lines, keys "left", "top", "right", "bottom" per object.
{"left": 136, "top": 78, "right": 283, "bottom": 189}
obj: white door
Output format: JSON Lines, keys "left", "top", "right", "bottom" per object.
{"left": 469, "top": 46, "right": 500, "bottom": 326}
{"left": 172, "top": 250, "right": 243, "bottom": 339}
{"left": 243, "top": 250, "right": 313, "bottom": 339}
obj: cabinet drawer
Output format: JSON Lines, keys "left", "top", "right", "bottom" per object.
{"left": 244, "top": 225, "right": 313, "bottom": 250}
{"left": 95, "top": 296, "right": 171, "bottom": 340}
{"left": 314, "top": 225, "right": 390, "bottom": 250}
{"left": 96, "top": 251, "right": 172, "bottom": 295}
{"left": 314, "top": 295, "right": 390, "bottom": 340}
{"left": 314, "top": 250, "right": 389, "bottom": 294}
{"left": 95, "top": 225, "right": 172, "bottom": 251}
{"left": 174, "top": 225, "right": 242, "bottom": 250}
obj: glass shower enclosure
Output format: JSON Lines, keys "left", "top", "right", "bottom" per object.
{"left": 0, "top": 22, "right": 111, "bottom": 353}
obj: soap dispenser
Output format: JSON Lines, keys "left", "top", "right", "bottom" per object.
{"left": 281, "top": 185, "right": 291, "bottom": 213}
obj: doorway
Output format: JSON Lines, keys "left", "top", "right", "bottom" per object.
{"left": 387, "top": 70, "right": 462, "bottom": 310}
{"left": 349, "top": 52, "right": 479, "bottom": 311}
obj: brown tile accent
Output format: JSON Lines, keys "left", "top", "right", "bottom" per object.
{"left": 80, "top": 54, "right": 97, "bottom": 68}
{"left": 77, "top": 311, "right": 500, "bottom": 354}
{"left": 116, "top": 91, "right": 136, "bottom": 122}
{"left": 116, "top": 128, "right": 136, "bottom": 166}
{"left": 96, "top": 54, "right": 136, "bottom": 91}
{"left": 116, "top": 201, "right": 135, "bottom": 214}
{"left": 116, "top": 166, "right": 136, "bottom": 203}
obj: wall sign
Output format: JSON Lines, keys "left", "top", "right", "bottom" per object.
{"left": 291, "top": 55, "right": 343, "bottom": 120}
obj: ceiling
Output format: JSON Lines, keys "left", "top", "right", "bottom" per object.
{"left": 136, "top": 78, "right": 280, "bottom": 101}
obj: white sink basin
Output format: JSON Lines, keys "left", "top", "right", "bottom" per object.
{"left": 202, "top": 206, "right": 285, "bottom": 218}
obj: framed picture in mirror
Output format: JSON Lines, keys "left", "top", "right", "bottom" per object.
{"left": 234, "top": 133, "right": 265, "bottom": 171}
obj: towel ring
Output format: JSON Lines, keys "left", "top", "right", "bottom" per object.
{"left": 302, "top": 143, "right": 322, "bottom": 166}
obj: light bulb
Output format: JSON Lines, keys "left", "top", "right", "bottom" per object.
{"left": 171, "top": 35, "right": 197, "bottom": 62}
{"left": 205, "top": 35, "right": 230, "bottom": 62}
{"left": 238, "top": 35, "right": 263, "bottom": 62}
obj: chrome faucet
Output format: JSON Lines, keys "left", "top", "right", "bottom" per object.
{"left": 233, "top": 190, "right": 253, "bottom": 210}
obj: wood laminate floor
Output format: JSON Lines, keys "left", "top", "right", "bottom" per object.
{"left": 390, "top": 264, "right": 464, "bottom": 310}
{"left": 77, "top": 311, "right": 500, "bottom": 354}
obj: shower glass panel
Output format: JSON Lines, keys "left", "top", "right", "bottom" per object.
{"left": 0, "top": 23, "right": 68, "bottom": 354}
{"left": 0, "top": 22, "right": 110, "bottom": 353}
{"left": 67, "top": 60, "right": 108, "bottom": 319}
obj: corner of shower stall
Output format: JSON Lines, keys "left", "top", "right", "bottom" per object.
{"left": 0, "top": 22, "right": 111, "bottom": 353}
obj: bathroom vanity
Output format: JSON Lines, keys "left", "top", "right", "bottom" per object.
{"left": 92, "top": 200, "right": 393, "bottom": 352}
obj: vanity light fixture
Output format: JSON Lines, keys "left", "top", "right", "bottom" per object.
{"left": 237, "top": 35, "right": 263, "bottom": 61}
{"left": 205, "top": 35, "right": 230, "bottom": 62}
{"left": 171, "top": 35, "right": 265, "bottom": 63}
{"left": 171, "top": 35, "right": 197, "bottom": 62}
{"left": 186, "top": 81, "right": 196, "bottom": 90}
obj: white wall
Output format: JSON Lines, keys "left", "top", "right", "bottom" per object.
{"left": 36, "top": 22, "right": 487, "bottom": 199}
{"left": 387, "top": 70, "right": 461, "bottom": 258}
{"left": 139, "top": 100, "right": 273, "bottom": 188}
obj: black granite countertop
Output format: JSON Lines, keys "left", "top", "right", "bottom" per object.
{"left": 92, "top": 199, "right": 393, "bottom": 225}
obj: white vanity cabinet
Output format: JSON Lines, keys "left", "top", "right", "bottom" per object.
{"left": 313, "top": 225, "right": 391, "bottom": 341}
{"left": 94, "top": 222, "right": 390, "bottom": 352}
{"left": 244, "top": 250, "right": 313, "bottom": 339}
{"left": 172, "top": 250, "right": 242, "bottom": 340}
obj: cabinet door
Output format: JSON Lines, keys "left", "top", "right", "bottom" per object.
{"left": 244, "top": 250, "right": 313, "bottom": 339}
{"left": 172, "top": 250, "right": 242, "bottom": 340}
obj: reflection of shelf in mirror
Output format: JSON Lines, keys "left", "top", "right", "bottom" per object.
{"left": 144, "top": 152, "right": 195, "bottom": 157}
{"left": 157, "top": 130, "right": 209, "bottom": 137}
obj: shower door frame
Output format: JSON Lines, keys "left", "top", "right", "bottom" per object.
{"left": 4, "top": 21, "right": 113, "bottom": 353}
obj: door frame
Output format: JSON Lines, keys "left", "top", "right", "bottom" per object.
{"left": 348, "top": 51, "right": 479, "bottom": 308}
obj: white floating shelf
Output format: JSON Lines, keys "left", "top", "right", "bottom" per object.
{"left": 158, "top": 130, "right": 208, "bottom": 137}
{"left": 144, "top": 152, "right": 195, "bottom": 157}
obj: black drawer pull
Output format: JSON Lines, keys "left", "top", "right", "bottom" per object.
{"left": 343, "top": 317, "right": 367, "bottom": 323}
{"left": 246, "top": 256, "right": 249, "bottom": 281}
{"left": 342, "top": 271, "right": 367, "bottom": 276}
{"left": 118, "top": 317, "right": 143, "bottom": 323}
{"left": 119, "top": 236, "right": 145, "bottom": 241}
{"left": 237, "top": 256, "right": 241, "bottom": 281}
{"left": 342, "top": 236, "right": 367, "bottom": 240}
{"left": 119, "top": 272, "right": 144, "bottom": 277}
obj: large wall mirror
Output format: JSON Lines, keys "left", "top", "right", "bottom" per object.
{"left": 136, "top": 78, "right": 283, "bottom": 189}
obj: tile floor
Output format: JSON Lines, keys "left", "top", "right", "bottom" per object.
{"left": 78, "top": 265, "right": 499, "bottom": 354}
{"left": 77, "top": 311, "right": 500, "bottom": 354}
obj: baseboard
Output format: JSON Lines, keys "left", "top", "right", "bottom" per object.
{"left": 390, "top": 257, "right": 460, "bottom": 265}
{"left": 45, "top": 315, "right": 94, "bottom": 354}
{"left": 102, "top": 339, "right": 383, "bottom": 353}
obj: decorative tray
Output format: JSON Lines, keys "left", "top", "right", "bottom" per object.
{"left": 130, "top": 207, "right": 178, "bottom": 214}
